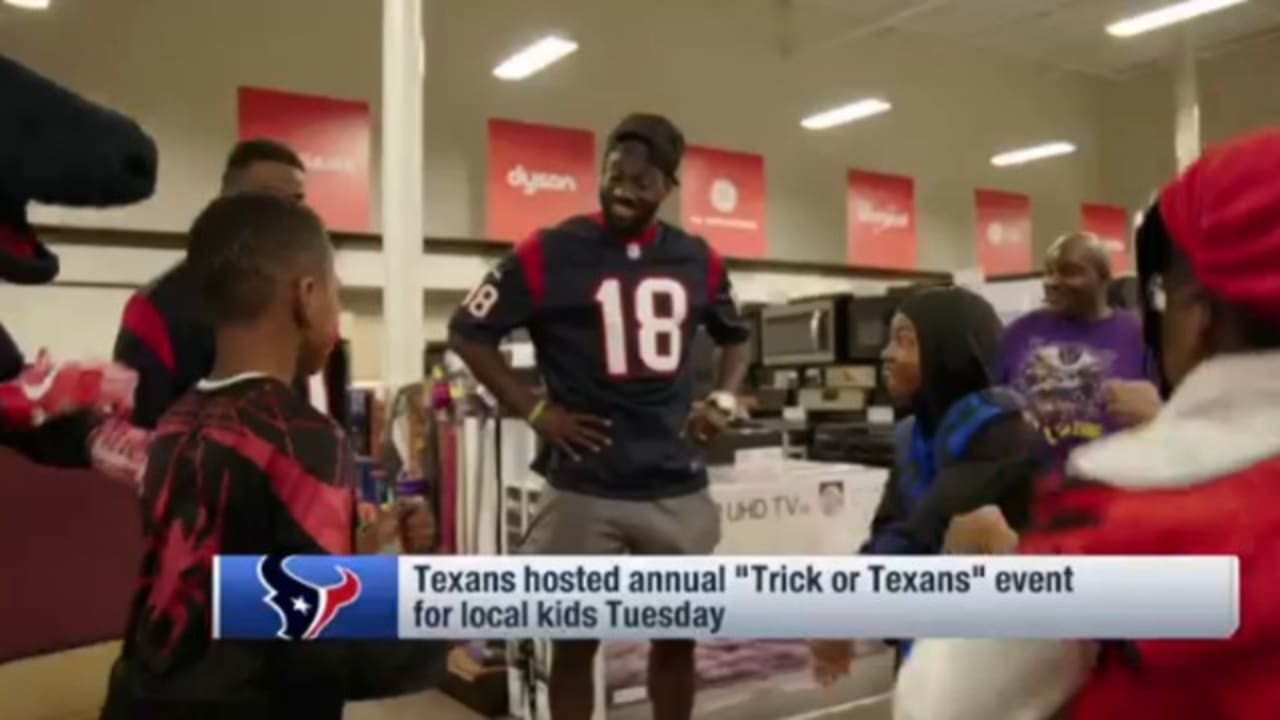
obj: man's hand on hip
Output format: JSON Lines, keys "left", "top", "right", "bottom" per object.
{"left": 685, "top": 391, "right": 737, "bottom": 446}
{"left": 532, "top": 403, "right": 612, "bottom": 462}
{"left": 684, "top": 402, "right": 731, "bottom": 446}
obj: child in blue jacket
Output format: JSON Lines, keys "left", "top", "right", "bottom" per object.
{"left": 812, "top": 287, "right": 1043, "bottom": 682}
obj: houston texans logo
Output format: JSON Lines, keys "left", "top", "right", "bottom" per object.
{"left": 257, "top": 555, "right": 362, "bottom": 640}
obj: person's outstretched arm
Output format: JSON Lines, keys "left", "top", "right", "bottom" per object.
{"left": 0, "top": 326, "right": 141, "bottom": 473}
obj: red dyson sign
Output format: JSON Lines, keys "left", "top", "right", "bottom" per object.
{"left": 679, "top": 145, "right": 767, "bottom": 258}
{"left": 237, "top": 87, "right": 371, "bottom": 232}
{"left": 846, "top": 170, "right": 917, "bottom": 269}
{"left": 974, "top": 189, "right": 1033, "bottom": 277}
{"left": 1081, "top": 203, "right": 1132, "bottom": 274}
{"left": 486, "top": 119, "right": 597, "bottom": 242}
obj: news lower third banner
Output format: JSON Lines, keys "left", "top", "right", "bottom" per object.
{"left": 212, "top": 555, "right": 1238, "bottom": 641}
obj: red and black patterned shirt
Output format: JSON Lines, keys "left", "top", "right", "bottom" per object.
{"left": 105, "top": 375, "right": 443, "bottom": 719}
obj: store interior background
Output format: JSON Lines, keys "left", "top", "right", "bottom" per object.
{"left": 5, "top": 1, "right": 1280, "bottom": 719}
{"left": 5, "top": 0, "right": 1280, "bottom": 382}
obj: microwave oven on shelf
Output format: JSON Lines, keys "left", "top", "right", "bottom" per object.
{"left": 759, "top": 294, "right": 897, "bottom": 367}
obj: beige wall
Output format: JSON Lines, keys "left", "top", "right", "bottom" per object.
{"left": 1099, "top": 33, "right": 1280, "bottom": 217}
{"left": 1201, "top": 34, "right": 1280, "bottom": 143}
{"left": 1099, "top": 68, "right": 1175, "bottom": 215}
{"left": 3, "top": 0, "right": 1110, "bottom": 269}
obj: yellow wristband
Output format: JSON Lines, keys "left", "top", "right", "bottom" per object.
{"left": 527, "top": 399, "right": 548, "bottom": 426}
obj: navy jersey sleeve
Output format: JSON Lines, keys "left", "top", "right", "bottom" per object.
{"left": 448, "top": 233, "right": 541, "bottom": 345}
{"left": 702, "top": 245, "right": 751, "bottom": 346}
{"left": 113, "top": 291, "right": 178, "bottom": 429}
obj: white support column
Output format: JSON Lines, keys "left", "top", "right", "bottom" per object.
{"left": 380, "top": 0, "right": 425, "bottom": 390}
{"left": 1173, "top": 31, "right": 1202, "bottom": 171}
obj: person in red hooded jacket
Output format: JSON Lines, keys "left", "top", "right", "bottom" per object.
{"left": 895, "top": 127, "right": 1280, "bottom": 720}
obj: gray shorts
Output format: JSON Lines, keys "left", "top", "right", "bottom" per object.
{"left": 521, "top": 487, "right": 721, "bottom": 555}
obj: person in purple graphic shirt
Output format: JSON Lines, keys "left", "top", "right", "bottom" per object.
{"left": 999, "top": 232, "right": 1161, "bottom": 455}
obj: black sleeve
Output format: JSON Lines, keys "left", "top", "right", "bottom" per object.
{"left": 861, "top": 462, "right": 946, "bottom": 555}
{"left": 0, "top": 414, "right": 95, "bottom": 467}
{"left": 341, "top": 641, "right": 451, "bottom": 699}
{"left": 865, "top": 463, "right": 905, "bottom": 544}
{"left": 448, "top": 242, "right": 538, "bottom": 345}
{"left": 113, "top": 292, "right": 179, "bottom": 430}
{"left": 918, "top": 414, "right": 1045, "bottom": 533}
{"left": 703, "top": 247, "right": 751, "bottom": 346}
{"left": 270, "top": 640, "right": 449, "bottom": 703}
{"left": 324, "top": 341, "right": 352, "bottom": 429}
{"left": 0, "top": 323, "right": 22, "bottom": 382}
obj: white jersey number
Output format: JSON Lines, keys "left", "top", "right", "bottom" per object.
{"left": 463, "top": 282, "right": 500, "bottom": 319}
{"left": 595, "top": 277, "right": 689, "bottom": 376}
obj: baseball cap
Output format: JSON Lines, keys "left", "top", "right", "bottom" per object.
{"left": 606, "top": 113, "right": 685, "bottom": 183}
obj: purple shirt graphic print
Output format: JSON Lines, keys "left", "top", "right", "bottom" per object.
{"left": 999, "top": 309, "right": 1147, "bottom": 451}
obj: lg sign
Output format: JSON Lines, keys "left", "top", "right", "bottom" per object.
{"left": 975, "top": 189, "right": 1032, "bottom": 276}
{"left": 679, "top": 146, "right": 766, "bottom": 258}
{"left": 985, "top": 221, "right": 1023, "bottom": 247}
{"left": 709, "top": 178, "right": 738, "bottom": 214}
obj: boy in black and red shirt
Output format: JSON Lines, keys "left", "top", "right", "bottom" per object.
{"left": 102, "top": 194, "right": 444, "bottom": 720}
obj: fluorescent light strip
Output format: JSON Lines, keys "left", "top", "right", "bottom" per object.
{"left": 800, "top": 98, "right": 892, "bottom": 130}
{"left": 493, "top": 35, "right": 579, "bottom": 81}
{"left": 1107, "top": 0, "right": 1248, "bottom": 38}
{"left": 990, "top": 141, "right": 1077, "bottom": 167}
{"left": 4, "top": 0, "right": 51, "bottom": 8}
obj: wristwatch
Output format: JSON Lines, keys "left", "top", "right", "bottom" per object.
{"left": 706, "top": 391, "right": 739, "bottom": 419}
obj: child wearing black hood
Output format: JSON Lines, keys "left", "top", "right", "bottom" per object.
{"left": 867, "top": 286, "right": 1041, "bottom": 555}
{"left": 811, "top": 286, "right": 1043, "bottom": 683}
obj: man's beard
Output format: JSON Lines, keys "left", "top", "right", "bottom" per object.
{"left": 599, "top": 191, "right": 655, "bottom": 237}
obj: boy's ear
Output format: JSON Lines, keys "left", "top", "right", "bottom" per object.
{"left": 291, "top": 276, "right": 314, "bottom": 329}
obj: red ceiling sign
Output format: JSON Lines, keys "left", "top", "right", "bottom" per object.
{"left": 974, "top": 189, "right": 1033, "bottom": 277}
{"left": 846, "top": 170, "right": 917, "bottom": 269}
{"left": 237, "top": 87, "right": 371, "bottom": 232}
{"left": 679, "top": 145, "right": 767, "bottom": 258}
{"left": 1081, "top": 203, "right": 1132, "bottom": 274}
{"left": 485, "top": 118, "right": 597, "bottom": 242}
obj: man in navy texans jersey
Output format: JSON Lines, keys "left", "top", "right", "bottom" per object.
{"left": 450, "top": 114, "right": 751, "bottom": 720}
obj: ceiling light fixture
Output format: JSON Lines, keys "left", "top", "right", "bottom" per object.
{"left": 4, "top": 0, "right": 51, "bottom": 8}
{"left": 990, "top": 141, "right": 1077, "bottom": 167}
{"left": 493, "top": 35, "right": 579, "bottom": 81}
{"left": 800, "top": 98, "right": 892, "bottom": 130}
{"left": 1106, "top": 0, "right": 1248, "bottom": 38}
